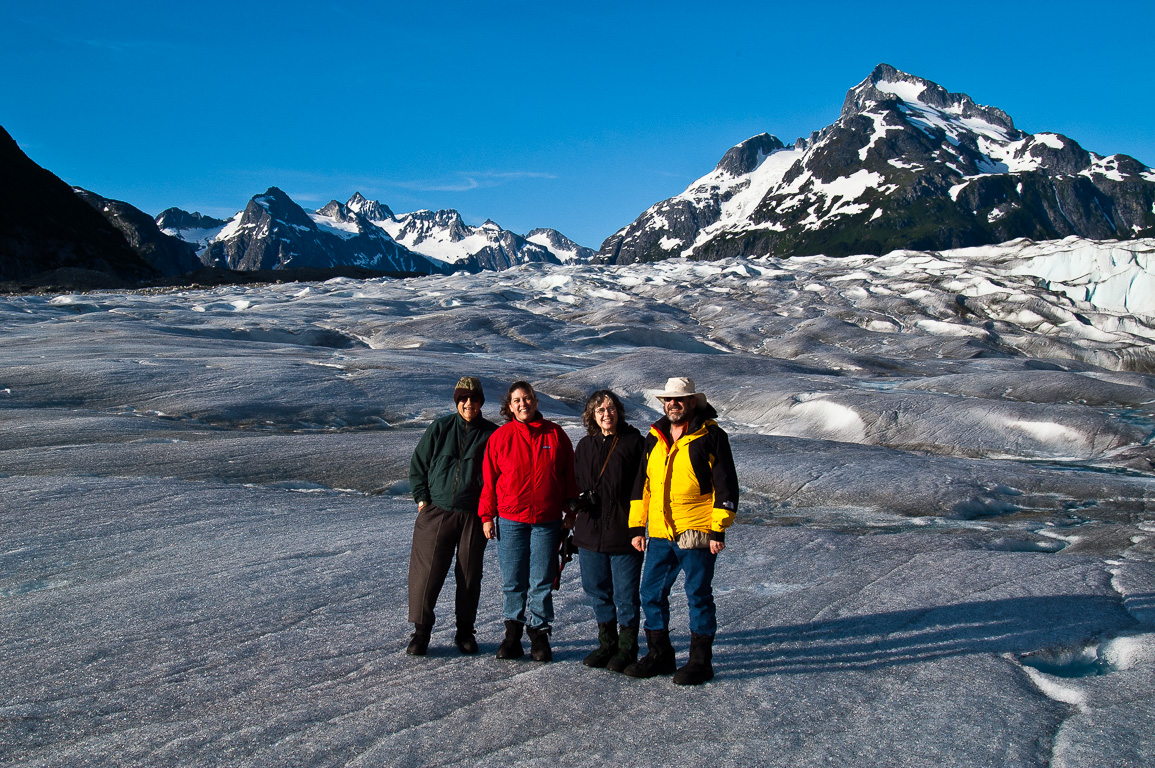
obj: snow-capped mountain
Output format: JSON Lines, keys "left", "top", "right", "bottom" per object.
{"left": 346, "top": 193, "right": 592, "bottom": 271}
{"left": 525, "top": 227, "right": 596, "bottom": 263}
{"left": 599, "top": 63, "right": 1155, "bottom": 264}
{"left": 159, "top": 190, "right": 594, "bottom": 275}
{"left": 155, "top": 208, "right": 228, "bottom": 255}
{"left": 189, "top": 187, "right": 449, "bottom": 275}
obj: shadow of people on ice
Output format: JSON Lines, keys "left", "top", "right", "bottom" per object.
{"left": 717, "top": 594, "right": 1143, "bottom": 676}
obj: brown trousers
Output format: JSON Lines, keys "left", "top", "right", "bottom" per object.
{"left": 407, "top": 504, "right": 488, "bottom": 630}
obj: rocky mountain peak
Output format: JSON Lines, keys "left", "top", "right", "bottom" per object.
{"left": 346, "top": 192, "right": 394, "bottom": 222}
{"left": 156, "top": 208, "right": 226, "bottom": 231}
{"left": 525, "top": 228, "right": 596, "bottom": 262}
{"left": 714, "top": 133, "right": 787, "bottom": 177}
{"left": 317, "top": 200, "right": 354, "bottom": 222}
{"left": 841, "top": 63, "right": 1019, "bottom": 138}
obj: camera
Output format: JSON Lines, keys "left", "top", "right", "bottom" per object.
{"left": 577, "top": 488, "right": 600, "bottom": 512}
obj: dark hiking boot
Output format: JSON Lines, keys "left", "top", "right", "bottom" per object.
{"left": 606, "top": 623, "right": 639, "bottom": 673}
{"left": 583, "top": 622, "right": 619, "bottom": 668}
{"left": 496, "top": 620, "right": 525, "bottom": 659}
{"left": 406, "top": 624, "right": 431, "bottom": 656}
{"left": 673, "top": 632, "right": 715, "bottom": 686}
{"left": 622, "top": 628, "right": 676, "bottom": 678}
{"left": 454, "top": 631, "right": 479, "bottom": 655}
{"left": 527, "top": 625, "right": 553, "bottom": 662}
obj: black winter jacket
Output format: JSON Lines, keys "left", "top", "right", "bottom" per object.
{"left": 573, "top": 422, "right": 644, "bottom": 554}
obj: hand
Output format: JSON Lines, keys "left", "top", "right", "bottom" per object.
{"left": 710, "top": 540, "right": 725, "bottom": 555}
{"left": 482, "top": 521, "right": 496, "bottom": 540}
{"left": 562, "top": 513, "right": 576, "bottom": 530}
{"left": 631, "top": 536, "right": 646, "bottom": 552}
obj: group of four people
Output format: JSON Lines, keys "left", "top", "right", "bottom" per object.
{"left": 405, "top": 374, "right": 738, "bottom": 686}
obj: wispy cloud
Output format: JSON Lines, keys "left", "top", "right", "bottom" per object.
{"left": 384, "top": 171, "right": 557, "bottom": 193}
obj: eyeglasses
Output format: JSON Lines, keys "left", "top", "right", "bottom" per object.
{"left": 458, "top": 395, "right": 482, "bottom": 403}
{"left": 594, "top": 406, "right": 617, "bottom": 416}
{"left": 661, "top": 396, "right": 695, "bottom": 404}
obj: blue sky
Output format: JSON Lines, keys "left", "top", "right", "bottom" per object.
{"left": 3, "top": 1, "right": 1153, "bottom": 248}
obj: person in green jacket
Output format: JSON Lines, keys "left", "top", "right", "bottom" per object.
{"left": 406, "top": 376, "right": 498, "bottom": 656}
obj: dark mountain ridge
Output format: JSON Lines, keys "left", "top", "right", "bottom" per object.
{"left": 0, "top": 125, "right": 156, "bottom": 284}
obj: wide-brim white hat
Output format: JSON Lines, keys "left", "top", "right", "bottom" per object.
{"left": 654, "top": 377, "right": 707, "bottom": 407}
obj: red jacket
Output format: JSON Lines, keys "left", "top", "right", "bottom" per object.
{"left": 479, "top": 415, "right": 578, "bottom": 525}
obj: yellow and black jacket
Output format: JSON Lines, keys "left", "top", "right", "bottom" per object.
{"left": 628, "top": 408, "right": 739, "bottom": 543}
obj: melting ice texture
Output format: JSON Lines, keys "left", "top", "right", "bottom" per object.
{"left": 2, "top": 237, "right": 1155, "bottom": 767}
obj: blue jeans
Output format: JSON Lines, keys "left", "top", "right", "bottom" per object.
{"left": 496, "top": 518, "right": 561, "bottom": 630}
{"left": 579, "top": 548, "right": 643, "bottom": 628}
{"left": 639, "top": 536, "right": 718, "bottom": 636}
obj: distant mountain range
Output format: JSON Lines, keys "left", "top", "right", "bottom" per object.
{"left": 156, "top": 189, "right": 594, "bottom": 275}
{"left": 0, "top": 125, "right": 594, "bottom": 287}
{"left": 597, "top": 63, "right": 1155, "bottom": 263}
{"left": 3, "top": 63, "right": 1154, "bottom": 288}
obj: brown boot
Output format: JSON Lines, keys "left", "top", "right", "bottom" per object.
{"left": 526, "top": 625, "right": 553, "bottom": 662}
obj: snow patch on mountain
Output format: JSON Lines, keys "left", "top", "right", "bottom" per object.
{"left": 308, "top": 210, "right": 362, "bottom": 240}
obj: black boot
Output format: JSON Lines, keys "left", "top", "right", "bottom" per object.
{"left": 606, "top": 623, "right": 639, "bottom": 673}
{"left": 622, "top": 628, "right": 676, "bottom": 678}
{"left": 495, "top": 620, "right": 525, "bottom": 659}
{"left": 583, "top": 622, "right": 619, "bottom": 668}
{"left": 454, "top": 626, "right": 479, "bottom": 655}
{"left": 526, "top": 625, "right": 553, "bottom": 662}
{"left": 406, "top": 624, "right": 431, "bottom": 656}
{"left": 673, "top": 633, "right": 715, "bottom": 686}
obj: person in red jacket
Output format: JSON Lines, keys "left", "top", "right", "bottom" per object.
{"left": 480, "top": 381, "right": 578, "bottom": 662}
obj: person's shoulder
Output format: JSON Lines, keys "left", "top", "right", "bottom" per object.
{"left": 425, "top": 411, "right": 458, "bottom": 434}
{"left": 703, "top": 420, "right": 731, "bottom": 440}
{"left": 618, "top": 421, "right": 645, "bottom": 443}
{"left": 619, "top": 421, "right": 643, "bottom": 437}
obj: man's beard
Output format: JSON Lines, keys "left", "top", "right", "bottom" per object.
{"left": 666, "top": 406, "right": 692, "bottom": 425}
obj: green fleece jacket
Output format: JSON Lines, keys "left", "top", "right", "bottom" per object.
{"left": 409, "top": 411, "right": 498, "bottom": 514}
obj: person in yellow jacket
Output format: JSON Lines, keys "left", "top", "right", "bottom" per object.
{"left": 623, "top": 377, "right": 738, "bottom": 685}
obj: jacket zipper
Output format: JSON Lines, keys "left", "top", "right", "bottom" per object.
{"left": 450, "top": 418, "right": 466, "bottom": 508}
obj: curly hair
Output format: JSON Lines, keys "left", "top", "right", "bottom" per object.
{"left": 500, "top": 380, "right": 538, "bottom": 422}
{"left": 581, "top": 389, "right": 625, "bottom": 436}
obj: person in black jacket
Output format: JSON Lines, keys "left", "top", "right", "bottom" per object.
{"left": 406, "top": 376, "right": 498, "bottom": 656}
{"left": 573, "top": 389, "right": 645, "bottom": 672}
